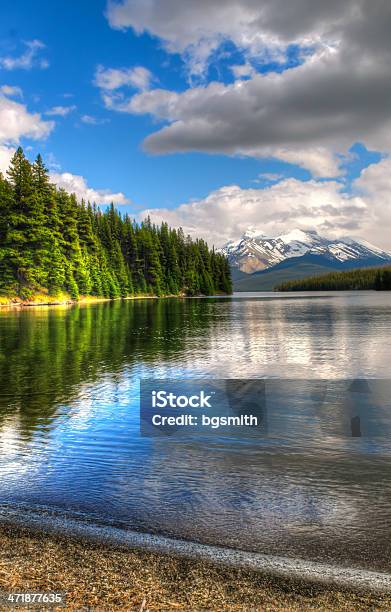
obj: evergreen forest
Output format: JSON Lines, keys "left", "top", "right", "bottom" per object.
{"left": 0, "top": 148, "right": 232, "bottom": 300}
{"left": 275, "top": 266, "right": 391, "bottom": 291}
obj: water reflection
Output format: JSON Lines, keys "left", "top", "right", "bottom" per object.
{"left": 0, "top": 292, "right": 390, "bottom": 571}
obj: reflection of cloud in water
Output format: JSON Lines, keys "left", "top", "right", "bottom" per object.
{"left": 178, "top": 295, "right": 391, "bottom": 379}
{"left": 0, "top": 420, "right": 45, "bottom": 482}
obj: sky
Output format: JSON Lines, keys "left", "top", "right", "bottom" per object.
{"left": 0, "top": 0, "right": 390, "bottom": 249}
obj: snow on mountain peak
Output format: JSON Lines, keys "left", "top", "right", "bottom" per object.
{"left": 242, "top": 227, "right": 267, "bottom": 240}
{"left": 277, "top": 228, "right": 322, "bottom": 246}
{"left": 220, "top": 228, "right": 391, "bottom": 274}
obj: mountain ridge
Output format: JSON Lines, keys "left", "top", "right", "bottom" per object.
{"left": 220, "top": 228, "right": 391, "bottom": 274}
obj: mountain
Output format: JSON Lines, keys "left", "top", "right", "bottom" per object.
{"left": 233, "top": 254, "right": 350, "bottom": 291}
{"left": 221, "top": 228, "right": 391, "bottom": 274}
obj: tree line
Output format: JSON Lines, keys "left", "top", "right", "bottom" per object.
{"left": 275, "top": 266, "right": 391, "bottom": 291}
{"left": 0, "top": 148, "right": 232, "bottom": 300}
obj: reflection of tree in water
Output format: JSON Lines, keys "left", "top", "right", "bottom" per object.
{"left": 0, "top": 299, "right": 223, "bottom": 435}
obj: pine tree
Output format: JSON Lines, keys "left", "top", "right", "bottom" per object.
{"left": 6, "top": 148, "right": 51, "bottom": 296}
{"left": 48, "top": 245, "right": 66, "bottom": 295}
{"left": 0, "top": 172, "right": 16, "bottom": 292}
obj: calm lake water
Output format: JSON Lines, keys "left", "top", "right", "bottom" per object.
{"left": 0, "top": 292, "right": 390, "bottom": 572}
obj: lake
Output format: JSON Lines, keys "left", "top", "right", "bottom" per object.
{"left": 0, "top": 292, "right": 390, "bottom": 573}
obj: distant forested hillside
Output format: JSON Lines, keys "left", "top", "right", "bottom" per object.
{"left": 275, "top": 266, "right": 391, "bottom": 291}
{"left": 0, "top": 148, "right": 231, "bottom": 300}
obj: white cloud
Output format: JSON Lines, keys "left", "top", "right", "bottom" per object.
{"left": 43, "top": 152, "right": 61, "bottom": 171}
{"left": 94, "top": 65, "right": 155, "bottom": 112}
{"left": 0, "top": 145, "right": 15, "bottom": 174}
{"left": 0, "top": 40, "right": 48, "bottom": 71}
{"left": 94, "top": 65, "right": 153, "bottom": 91}
{"left": 80, "top": 114, "right": 109, "bottom": 126}
{"left": 253, "top": 172, "right": 285, "bottom": 184}
{"left": 105, "top": 0, "right": 354, "bottom": 77}
{"left": 0, "top": 85, "right": 23, "bottom": 98}
{"left": 356, "top": 157, "right": 391, "bottom": 198}
{"left": 141, "top": 179, "right": 367, "bottom": 248}
{"left": 0, "top": 92, "right": 54, "bottom": 143}
{"left": 80, "top": 114, "right": 99, "bottom": 125}
{"left": 231, "top": 63, "right": 255, "bottom": 79}
{"left": 0, "top": 89, "right": 52, "bottom": 175}
{"left": 45, "top": 105, "right": 76, "bottom": 117}
{"left": 267, "top": 147, "right": 341, "bottom": 178}
{"left": 0, "top": 90, "right": 125, "bottom": 206}
{"left": 257, "top": 173, "right": 284, "bottom": 181}
{"left": 141, "top": 157, "right": 391, "bottom": 252}
{"left": 50, "top": 171, "right": 130, "bottom": 205}
{"left": 351, "top": 157, "right": 391, "bottom": 250}
{"left": 104, "top": 1, "right": 391, "bottom": 177}
{"left": 123, "top": 42, "right": 391, "bottom": 176}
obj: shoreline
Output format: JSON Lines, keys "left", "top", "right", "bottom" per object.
{"left": 0, "top": 295, "right": 175, "bottom": 308}
{"left": 0, "top": 292, "right": 232, "bottom": 309}
{"left": 2, "top": 509, "right": 390, "bottom": 594}
{"left": 0, "top": 521, "right": 390, "bottom": 611}
{"left": 1, "top": 507, "right": 390, "bottom": 610}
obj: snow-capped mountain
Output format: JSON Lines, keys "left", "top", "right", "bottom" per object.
{"left": 220, "top": 229, "right": 391, "bottom": 273}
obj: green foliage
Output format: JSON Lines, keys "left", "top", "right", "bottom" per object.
{"left": 0, "top": 149, "right": 232, "bottom": 300}
{"left": 275, "top": 266, "right": 391, "bottom": 291}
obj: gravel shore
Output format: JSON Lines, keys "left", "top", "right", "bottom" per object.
{"left": 0, "top": 523, "right": 390, "bottom": 611}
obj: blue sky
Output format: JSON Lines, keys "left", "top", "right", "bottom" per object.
{"left": 0, "top": 1, "right": 390, "bottom": 248}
